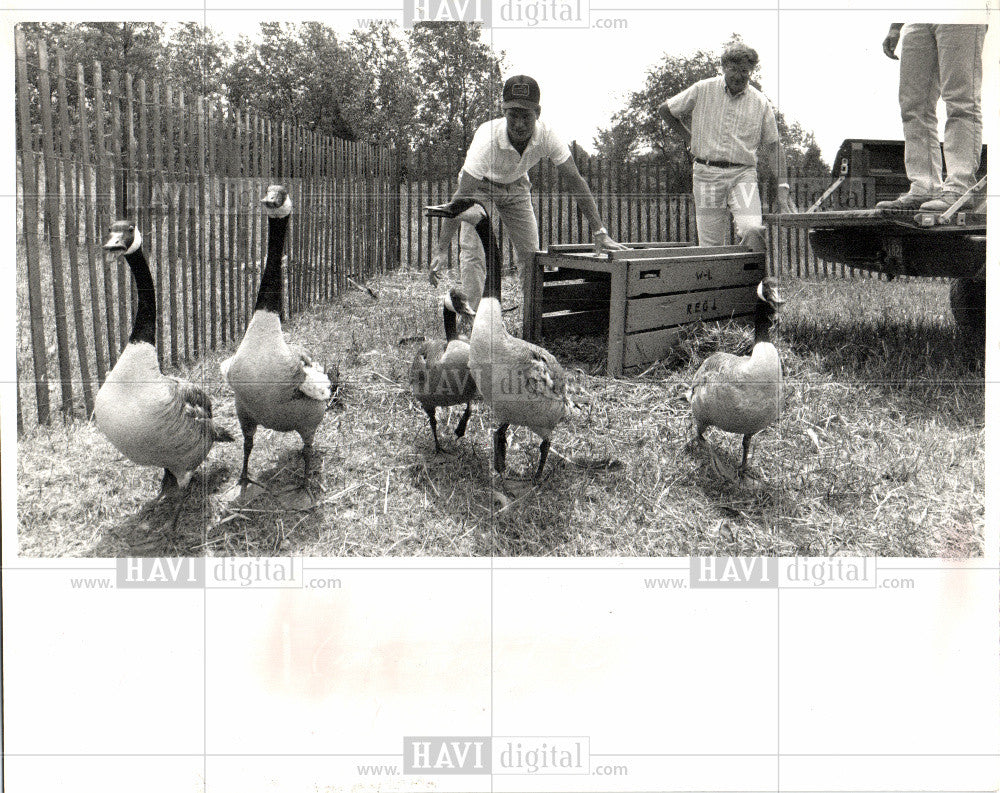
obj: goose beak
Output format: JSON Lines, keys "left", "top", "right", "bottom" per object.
{"left": 425, "top": 204, "right": 458, "bottom": 219}
{"left": 103, "top": 233, "right": 127, "bottom": 251}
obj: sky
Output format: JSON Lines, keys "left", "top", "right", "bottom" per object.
{"left": 180, "top": 2, "right": 1000, "bottom": 166}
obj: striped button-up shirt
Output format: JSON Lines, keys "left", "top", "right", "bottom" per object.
{"left": 667, "top": 75, "right": 780, "bottom": 167}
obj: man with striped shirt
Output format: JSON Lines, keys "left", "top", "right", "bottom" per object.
{"left": 658, "top": 42, "right": 794, "bottom": 250}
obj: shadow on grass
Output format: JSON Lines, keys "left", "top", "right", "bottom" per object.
{"left": 89, "top": 464, "right": 233, "bottom": 557}
{"left": 409, "top": 429, "right": 628, "bottom": 556}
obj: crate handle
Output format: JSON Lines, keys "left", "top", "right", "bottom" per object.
{"left": 639, "top": 268, "right": 661, "bottom": 279}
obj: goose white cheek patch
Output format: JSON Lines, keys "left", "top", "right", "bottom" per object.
{"left": 125, "top": 228, "right": 143, "bottom": 254}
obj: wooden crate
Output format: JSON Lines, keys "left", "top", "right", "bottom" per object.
{"left": 525, "top": 242, "right": 766, "bottom": 375}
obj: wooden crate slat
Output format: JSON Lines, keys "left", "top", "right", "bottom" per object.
{"left": 627, "top": 253, "right": 765, "bottom": 298}
{"left": 546, "top": 241, "right": 689, "bottom": 253}
{"left": 625, "top": 285, "right": 757, "bottom": 334}
{"left": 609, "top": 245, "right": 753, "bottom": 261}
{"left": 541, "top": 280, "right": 610, "bottom": 313}
{"left": 542, "top": 309, "right": 609, "bottom": 337}
{"left": 623, "top": 327, "right": 684, "bottom": 371}
{"left": 542, "top": 267, "right": 612, "bottom": 283}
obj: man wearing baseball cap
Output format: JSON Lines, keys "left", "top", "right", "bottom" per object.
{"left": 429, "top": 74, "right": 624, "bottom": 310}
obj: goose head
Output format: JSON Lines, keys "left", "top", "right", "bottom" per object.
{"left": 756, "top": 278, "right": 785, "bottom": 313}
{"left": 262, "top": 184, "right": 292, "bottom": 218}
{"left": 443, "top": 287, "right": 477, "bottom": 317}
{"left": 425, "top": 198, "right": 487, "bottom": 225}
{"left": 103, "top": 221, "right": 142, "bottom": 255}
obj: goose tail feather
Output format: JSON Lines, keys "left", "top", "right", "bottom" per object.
{"left": 299, "top": 362, "right": 333, "bottom": 401}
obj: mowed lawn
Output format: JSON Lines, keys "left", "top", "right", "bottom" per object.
{"left": 16, "top": 269, "right": 984, "bottom": 558}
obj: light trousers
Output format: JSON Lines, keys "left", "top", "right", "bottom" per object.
{"left": 458, "top": 178, "right": 539, "bottom": 310}
{"left": 692, "top": 163, "right": 765, "bottom": 250}
{"left": 899, "top": 23, "right": 986, "bottom": 196}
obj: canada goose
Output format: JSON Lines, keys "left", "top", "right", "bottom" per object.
{"left": 688, "top": 277, "right": 785, "bottom": 473}
{"left": 95, "top": 221, "right": 234, "bottom": 527}
{"left": 410, "top": 287, "right": 478, "bottom": 452}
{"left": 221, "top": 185, "right": 332, "bottom": 495}
{"left": 426, "top": 198, "right": 572, "bottom": 480}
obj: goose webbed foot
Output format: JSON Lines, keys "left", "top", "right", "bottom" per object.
{"left": 238, "top": 475, "right": 270, "bottom": 495}
{"left": 163, "top": 495, "right": 186, "bottom": 535}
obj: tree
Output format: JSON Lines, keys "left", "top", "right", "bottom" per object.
{"left": 160, "top": 22, "right": 230, "bottom": 101}
{"left": 595, "top": 35, "right": 828, "bottom": 187}
{"left": 594, "top": 48, "right": 719, "bottom": 164}
{"left": 407, "top": 22, "right": 505, "bottom": 174}
{"left": 222, "top": 22, "right": 360, "bottom": 139}
{"left": 349, "top": 22, "right": 417, "bottom": 150}
{"left": 18, "top": 22, "right": 165, "bottom": 83}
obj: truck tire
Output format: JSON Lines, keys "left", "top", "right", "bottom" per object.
{"left": 950, "top": 278, "right": 985, "bottom": 343}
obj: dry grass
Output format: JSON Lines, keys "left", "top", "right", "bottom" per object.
{"left": 16, "top": 270, "right": 984, "bottom": 558}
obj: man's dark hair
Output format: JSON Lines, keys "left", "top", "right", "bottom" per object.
{"left": 721, "top": 42, "right": 759, "bottom": 69}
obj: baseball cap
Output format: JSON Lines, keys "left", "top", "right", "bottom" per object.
{"left": 502, "top": 75, "right": 540, "bottom": 111}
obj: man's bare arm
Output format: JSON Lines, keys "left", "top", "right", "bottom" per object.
{"left": 657, "top": 101, "right": 691, "bottom": 148}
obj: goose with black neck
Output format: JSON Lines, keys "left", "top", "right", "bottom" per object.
{"left": 426, "top": 198, "right": 573, "bottom": 481}
{"left": 95, "top": 221, "right": 234, "bottom": 532}
{"left": 410, "top": 287, "right": 479, "bottom": 453}
{"left": 688, "top": 277, "right": 786, "bottom": 475}
{"left": 221, "top": 185, "right": 333, "bottom": 498}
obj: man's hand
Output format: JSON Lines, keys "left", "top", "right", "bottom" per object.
{"left": 428, "top": 250, "right": 447, "bottom": 287}
{"left": 882, "top": 25, "right": 902, "bottom": 59}
{"left": 594, "top": 229, "right": 626, "bottom": 255}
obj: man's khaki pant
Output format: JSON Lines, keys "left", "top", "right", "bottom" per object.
{"left": 458, "top": 176, "right": 539, "bottom": 310}
{"left": 899, "top": 23, "right": 986, "bottom": 197}
{"left": 692, "top": 163, "right": 765, "bottom": 250}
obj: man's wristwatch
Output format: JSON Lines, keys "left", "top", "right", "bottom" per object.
{"left": 777, "top": 182, "right": 790, "bottom": 189}
{"left": 594, "top": 227, "right": 608, "bottom": 237}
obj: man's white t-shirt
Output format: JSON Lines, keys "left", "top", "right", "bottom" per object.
{"left": 462, "top": 117, "right": 572, "bottom": 185}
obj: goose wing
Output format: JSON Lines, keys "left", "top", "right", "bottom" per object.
{"left": 514, "top": 341, "right": 567, "bottom": 402}
{"left": 167, "top": 377, "right": 233, "bottom": 441}
{"left": 690, "top": 352, "right": 741, "bottom": 394}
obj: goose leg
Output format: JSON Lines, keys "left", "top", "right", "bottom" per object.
{"left": 164, "top": 492, "right": 186, "bottom": 534}
{"left": 738, "top": 433, "right": 754, "bottom": 473}
{"left": 493, "top": 423, "right": 509, "bottom": 475}
{"left": 454, "top": 403, "right": 473, "bottom": 439}
{"left": 535, "top": 438, "right": 551, "bottom": 480}
{"left": 302, "top": 442, "right": 313, "bottom": 479}
{"left": 237, "top": 418, "right": 259, "bottom": 496}
{"left": 424, "top": 406, "right": 443, "bottom": 453}
{"left": 157, "top": 469, "right": 179, "bottom": 500}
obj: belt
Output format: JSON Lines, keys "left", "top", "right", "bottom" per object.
{"left": 693, "top": 157, "right": 752, "bottom": 169}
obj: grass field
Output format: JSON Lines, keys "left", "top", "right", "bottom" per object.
{"left": 16, "top": 268, "right": 984, "bottom": 558}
